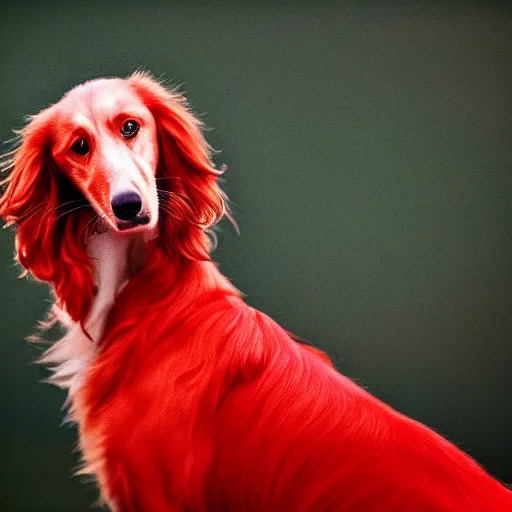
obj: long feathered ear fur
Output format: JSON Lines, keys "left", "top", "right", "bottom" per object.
{"left": 0, "top": 108, "right": 94, "bottom": 324}
{"left": 128, "top": 72, "right": 226, "bottom": 261}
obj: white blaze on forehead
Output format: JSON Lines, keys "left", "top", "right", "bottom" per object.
{"left": 91, "top": 90, "right": 121, "bottom": 114}
{"left": 90, "top": 85, "right": 144, "bottom": 120}
{"left": 63, "top": 78, "right": 138, "bottom": 121}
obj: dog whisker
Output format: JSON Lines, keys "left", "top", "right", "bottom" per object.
{"left": 8, "top": 198, "right": 89, "bottom": 226}
{"left": 55, "top": 204, "right": 91, "bottom": 221}
{"left": 159, "top": 205, "right": 174, "bottom": 217}
{"left": 56, "top": 198, "right": 89, "bottom": 211}
{"left": 156, "top": 190, "right": 172, "bottom": 201}
{"left": 12, "top": 203, "right": 46, "bottom": 224}
{"left": 83, "top": 214, "right": 100, "bottom": 239}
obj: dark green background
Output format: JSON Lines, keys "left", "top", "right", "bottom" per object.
{"left": 1, "top": 2, "right": 511, "bottom": 510}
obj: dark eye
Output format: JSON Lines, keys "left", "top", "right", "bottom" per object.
{"left": 71, "top": 138, "right": 89, "bottom": 155}
{"left": 120, "top": 120, "right": 140, "bottom": 139}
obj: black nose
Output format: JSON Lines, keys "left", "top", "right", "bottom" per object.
{"left": 111, "top": 191, "right": 142, "bottom": 221}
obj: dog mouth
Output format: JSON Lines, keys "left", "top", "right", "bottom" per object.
{"left": 116, "top": 215, "right": 151, "bottom": 231}
{"left": 91, "top": 215, "right": 152, "bottom": 236}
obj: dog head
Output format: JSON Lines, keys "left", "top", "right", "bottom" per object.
{"left": 0, "top": 72, "right": 226, "bottom": 321}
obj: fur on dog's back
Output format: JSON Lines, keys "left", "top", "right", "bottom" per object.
{"left": 77, "top": 245, "right": 511, "bottom": 511}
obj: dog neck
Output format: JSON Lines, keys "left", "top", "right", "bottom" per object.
{"left": 41, "top": 226, "right": 238, "bottom": 400}
{"left": 40, "top": 228, "right": 155, "bottom": 398}
{"left": 85, "top": 230, "right": 152, "bottom": 341}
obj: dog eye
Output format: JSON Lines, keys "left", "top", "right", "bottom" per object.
{"left": 71, "top": 139, "right": 90, "bottom": 155}
{"left": 120, "top": 120, "right": 139, "bottom": 139}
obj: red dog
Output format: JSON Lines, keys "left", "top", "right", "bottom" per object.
{"left": 1, "top": 73, "right": 510, "bottom": 511}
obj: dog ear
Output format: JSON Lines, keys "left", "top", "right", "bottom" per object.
{"left": 0, "top": 109, "right": 56, "bottom": 227}
{"left": 128, "top": 71, "right": 226, "bottom": 261}
{"left": 0, "top": 108, "right": 62, "bottom": 277}
{"left": 0, "top": 108, "right": 94, "bottom": 323}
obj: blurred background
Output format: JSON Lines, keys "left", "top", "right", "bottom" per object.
{"left": 0, "top": 1, "right": 511, "bottom": 510}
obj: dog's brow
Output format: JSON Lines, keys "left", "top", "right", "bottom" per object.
{"left": 70, "top": 113, "right": 94, "bottom": 131}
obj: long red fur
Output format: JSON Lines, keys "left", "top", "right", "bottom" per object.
{"left": 1, "top": 73, "right": 510, "bottom": 511}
